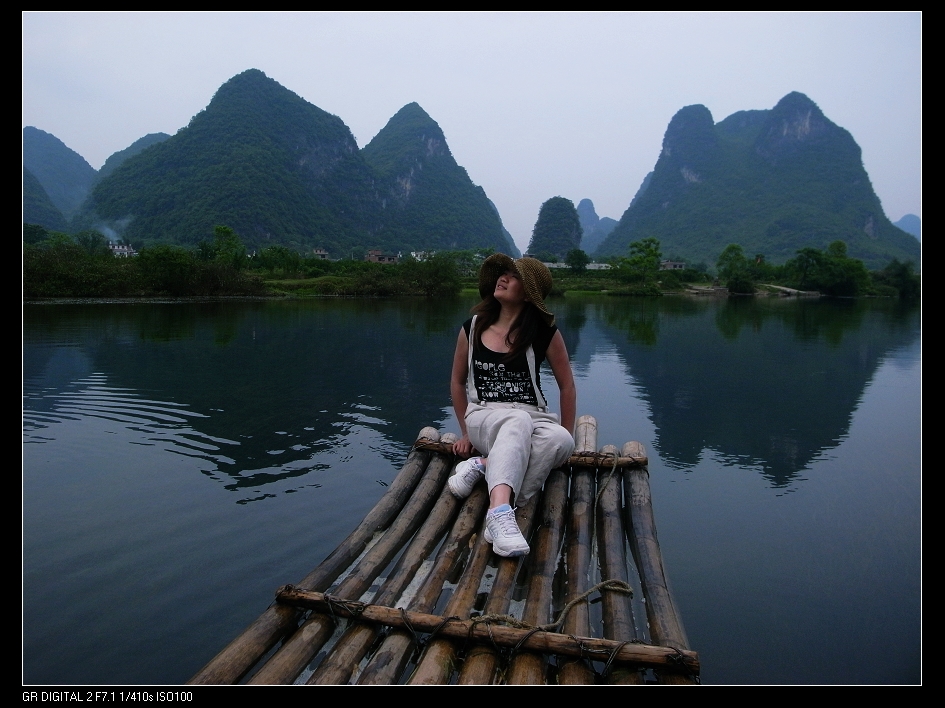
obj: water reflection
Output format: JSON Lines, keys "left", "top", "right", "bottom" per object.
{"left": 24, "top": 297, "right": 920, "bottom": 495}
{"left": 24, "top": 299, "right": 465, "bottom": 503}
{"left": 589, "top": 296, "right": 920, "bottom": 485}
{"left": 22, "top": 296, "right": 920, "bottom": 684}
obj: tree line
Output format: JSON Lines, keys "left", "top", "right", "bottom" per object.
{"left": 23, "top": 223, "right": 919, "bottom": 301}
{"left": 23, "top": 224, "right": 466, "bottom": 299}
{"left": 609, "top": 236, "right": 919, "bottom": 299}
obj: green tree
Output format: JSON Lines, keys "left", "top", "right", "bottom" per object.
{"left": 74, "top": 229, "right": 112, "bottom": 258}
{"left": 399, "top": 252, "right": 461, "bottom": 297}
{"left": 212, "top": 225, "right": 247, "bottom": 270}
{"left": 620, "top": 237, "right": 662, "bottom": 287}
{"left": 565, "top": 248, "right": 590, "bottom": 273}
{"left": 716, "top": 243, "right": 755, "bottom": 293}
{"left": 874, "top": 259, "right": 920, "bottom": 299}
{"left": 136, "top": 245, "right": 195, "bottom": 296}
{"left": 23, "top": 223, "right": 50, "bottom": 245}
{"left": 257, "top": 244, "right": 302, "bottom": 276}
{"left": 785, "top": 241, "right": 869, "bottom": 296}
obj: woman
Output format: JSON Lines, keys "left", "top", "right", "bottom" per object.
{"left": 448, "top": 254, "right": 576, "bottom": 557}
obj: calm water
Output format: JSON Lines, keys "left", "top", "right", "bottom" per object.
{"left": 22, "top": 295, "right": 921, "bottom": 685}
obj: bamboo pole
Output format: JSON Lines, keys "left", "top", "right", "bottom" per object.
{"left": 188, "top": 427, "right": 439, "bottom": 685}
{"left": 558, "top": 416, "right": 596, "bottom": 685}
{"left": 247, "top": 434, "right": 456, "bottom": 684}
{"left": 407, "top": 523, "right": 495, "bottom": 684}
{"left": 309, "top": 452, "right": 471, "bottom": 685}
{"left": 456, "top": 493, "right": 542, "bottom": 684}
{"left": 597, "top": 444, "right": 643, "bottom": 685}
{"left": 413, "top": 439, "right": 645, "bottom": 469}
{"left": 356, "top": 486, "right": 489, "bottom": 685}
{"left": 506, "top": 467, "right": 569, "bottom": 685}
{"left": 622, "top": 441, "right": 695, "bottom": 685}
{"left": 275, "top": 586, "right": 699, "bottom": 674}
{"left": 307, "top": 487, "right": 457, "bottom": 683}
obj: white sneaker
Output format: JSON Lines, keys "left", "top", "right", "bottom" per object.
{"left": 448, "top": 457, "right": 485, "bottom": 498}
{"left": 484, "top": 505, "right": 529, "bottom": 557}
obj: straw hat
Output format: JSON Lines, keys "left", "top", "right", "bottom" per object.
{"left": 478, "top": 253, "right": 555, "bottom": 326}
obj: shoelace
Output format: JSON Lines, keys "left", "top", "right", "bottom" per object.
{"left": 490, "top": 508, "right": 518, "bottom": 536}
{"left": 463, "top": 460, "right": 484, "bottom": 482}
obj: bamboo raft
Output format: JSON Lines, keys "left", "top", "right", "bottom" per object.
{"left": 190, "top": 415, "right": 698, "bottom": 685}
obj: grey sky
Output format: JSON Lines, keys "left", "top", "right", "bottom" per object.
{"left": 23, "top": 12, "right": 921, "bottom": 253}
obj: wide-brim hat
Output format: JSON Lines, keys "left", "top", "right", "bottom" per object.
{"left": 478, "top": 253, "right": 555, "bottom": 326}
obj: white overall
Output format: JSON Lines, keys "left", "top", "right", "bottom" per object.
{"left": 463, "top": 316, "right": 575, "bottom": 502}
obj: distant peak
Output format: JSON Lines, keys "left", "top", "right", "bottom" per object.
{"left": 774, "top": 91, "right": 819, "bottom": 110}
{"left": 756, "top": 91, "right": 839, "bottom": 159}
{"left": 661, "top": 104, "right": 717, "bottom": 163}
{"left": 576, "top": 199, "right": 599, "bottom": 228}
{"left": 769, "top": 92, "right": 827, "bottom": 125}
{"left": 231, "top": 68, "right": 269, "bottom": 82}
{"left": 211, "top": 69, "right": 288, "bottom": 103}
{"left": 389, "top": 102, "right": 437, "bottom": 125}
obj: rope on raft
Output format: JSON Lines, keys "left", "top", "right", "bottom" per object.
{"left": 411, "top": 438, "right": 648, "bottom": 468}
{"left": 275, "top": 580, "right": 660, "bottom": 671}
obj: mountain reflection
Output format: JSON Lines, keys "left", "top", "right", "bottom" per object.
{"left": 23, "top": 299, "right": 464, "bottom": 497}
{"left": 590, "top": 296, "right": 920, "bottom": 486}
{"left": 24, "top": 296, "right": 919, "bottom": 493}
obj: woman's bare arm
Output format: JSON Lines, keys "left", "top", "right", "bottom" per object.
{"left": 450, "top": 327, "right": 474, "bottom": 457}
{"left": 546, "top": 330, "right": 576, "bottom": 435}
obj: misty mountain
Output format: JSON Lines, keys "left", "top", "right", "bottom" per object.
{"left": 575, "top": 198, "right": 617, "bottom": 255}
{"left": 97, "top": 133, "right": 171, "bottom": 181}
{"left": 894, "top": 214, "right": 920, "bottom": 241}
{"left": 73, "top": 70, "right": 515, "bottom": 257}
{"left": 23, "top": 126, "right": 97, "bottom": 220}
{"left": 596, "top": 92, "right": 920, "bottom": 270}
{"left": 361, "top": 102, "right": 518, "bottom": 256}
{"left": 526, "top": 196, "right": 582, "bottom": 260}
{"left": 23, "top": 167, "right": 68, "bottom": 232}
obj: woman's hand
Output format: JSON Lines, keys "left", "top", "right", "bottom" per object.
{"left": 452, "top": 434, "right": 473, "bottom": 458}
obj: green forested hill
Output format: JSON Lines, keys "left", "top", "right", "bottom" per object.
{"left": 77, "top": 69, "right": 379, "bottom": 255}
{"left": 73, "top": 71, "right": 517, "bottom": 257}
{"left": 596, "top": 92, "right": 920, "bottom": 270}
{"left": 23, "top": 167, "right": 68, "bottom": 232}
{"left": 527, "top": 196, "right": 582, "bottom": 259}
{"left": 360, "top": 102, "right": 518, "bottom": 255}
{"left": 97, "top": 133, "right": 170, "bottom": 180}
{"left": 576, "top": 198, "right": 617, "bottom": 255}
{"left": 23, "top": 126, "right": 97, "bottom": 221}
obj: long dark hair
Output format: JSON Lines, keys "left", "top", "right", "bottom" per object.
{"left": 471, "top": 296, "right": 541, "bottom": 363}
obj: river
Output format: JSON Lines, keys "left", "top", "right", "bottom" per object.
{"left": 22, "top": 295, "right": 921, "bottom": 684}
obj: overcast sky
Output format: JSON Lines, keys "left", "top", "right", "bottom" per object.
{"left": 22, "top": 12, "right": 921, "bottom": 253}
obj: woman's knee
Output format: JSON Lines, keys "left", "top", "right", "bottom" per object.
{"left": 491, "top": 409, "right": 534, "bottom": 438}
{"left": 531, "top": 424, "right": 575, "bottom": 461}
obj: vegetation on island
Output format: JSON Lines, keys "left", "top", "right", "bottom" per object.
{"left": 527, "top": 197, "right": 583, "bottom": 261}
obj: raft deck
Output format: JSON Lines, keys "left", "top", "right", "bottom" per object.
{"left": 190, "top": 415, "right": 698, "bottom": 685}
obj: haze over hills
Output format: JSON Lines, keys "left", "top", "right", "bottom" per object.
{"left": 97, "top": 133, "right": 170, "bottom": 181}
{"left": 360, "top": 102, "right": 518, "bottom": 256}
{"left": 527, "top": 196, "right": 582, "bottom": 259}
{"left": 25, "top": 77, "right": 917, "bottom": 270}
{"left": 23, "top": 126, "right": 96, "bottom": 221}
{"left": 71, "top": 70, "right": 517, "bottom": 257}
{"left": 575, "top": 198, "right": 617, "bottom": 255}
{"left": 23, "top": 167, "right": 68, "bottom": 232}
{"left": 596, "top": 92, "right": 920, "bottom": 270}
{"left": 894, "top": 214, "right": 920, "bottom": 241}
